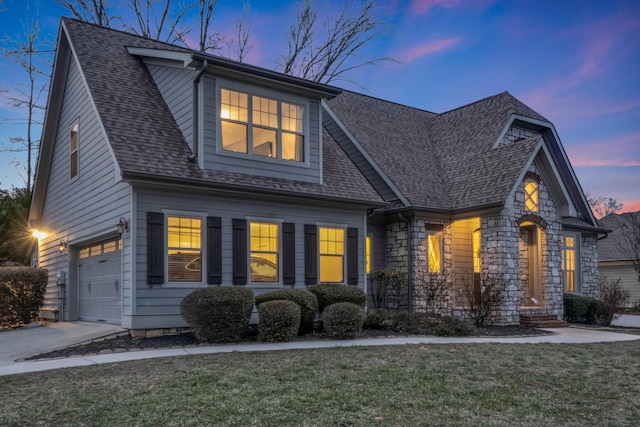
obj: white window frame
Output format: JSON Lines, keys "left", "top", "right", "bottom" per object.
{"left": 562, "top": 232, "right": 581, "bottom": 293}
{"left": 524, "top": 180, "right": 539, "bottom": 212}
{"left": 366, "top": 234, "right": 373, "bottom": 275}
{"left": 70, "top": 120, "right": 79, "bottom": 179}
{"left": 163, "top": 210, "right": 207, "bottom": 287}
{"left": 316, "top": 222, "right": 347, "bottom": 284}
{"left": 427, "top": 231, "right": 443, "bottom": 274}
{"left": 247, "top": 217, "right": 283, "bottom": 286}
{"left": 216, "top": 79, "right": 310, "bottom": 167}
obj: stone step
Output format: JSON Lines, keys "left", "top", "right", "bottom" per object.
{"left": 523, "top": 320, "right": 568, "bottom": 328}
{"left": 520, "top": 314, "right": 559, "bottom": 322}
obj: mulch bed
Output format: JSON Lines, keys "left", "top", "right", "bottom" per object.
{"left": 26, "top": 324, "right": 552, "bottom": 361}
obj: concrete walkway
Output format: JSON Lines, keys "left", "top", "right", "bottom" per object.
{"left": 611, "top": 314, "right": 640, "bottom": 328}
{"left": 0, "top": 323, "right": 638, "bottom": 377}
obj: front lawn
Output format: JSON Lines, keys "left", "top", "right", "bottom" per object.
{"left": 1, "top": 341, "right": 639, "bottom": 426}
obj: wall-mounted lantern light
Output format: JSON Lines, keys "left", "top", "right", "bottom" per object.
{"left": 117, "top": 217, "right": 129, "bottom": 234}
{"left": 58, "top": 240, "right": 67, "bottom": 253}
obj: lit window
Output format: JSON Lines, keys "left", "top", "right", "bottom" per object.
{"left": 428, "top": 233, "right": 442, "bottom": 273}
{"left": 319, "top": 227, "right": 344, "bottom": 283}
{"left": 250, "top": 222, "right": 279, "bottom": 282}
{"left": 70, "top": 122, "right": 79, "bottom": 178}
{"left": 563, "top": 236, "right": 576, "bottom": 292}
{"left": 365, "top": 235, "right": 372, "bottom": 274}
{"left": 473, "top": 229, "right": 481, "bottom": 273}
{"left": 220, "top": 88, "right": 305, "bottom": 162}
{"left": 524, "top": 180, "right": 538, "bottom": 212}
{"left": 167, "top": 216, "right": 202, "bottom": 282}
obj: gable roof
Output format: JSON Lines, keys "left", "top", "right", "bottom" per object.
{"left": 598, "top": 212, "right": 640, "bottom": 261}
{"left": 30, "top": 18, "right": 384, "bottom": 221}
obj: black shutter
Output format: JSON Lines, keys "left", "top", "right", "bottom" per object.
{"left": 347, "top": 227, "right": 358, "bottom": 285}
{"left": 147, "top": 212, "right": 164, "bottom": 286}
{"left": 304, "top": 224, "right": 318, "bottom": 285}
{"left": 232, "top": 219, "right": 247, "bottom": 285}
{"left": 283, "top": 223, "right": 296, "bottom": 285}
{"left": 207, "top": 216, "right": 222, "bottom": 285}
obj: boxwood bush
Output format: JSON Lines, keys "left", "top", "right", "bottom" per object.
{"left": 0, "top": 267, "right": 48, "bottom": 329}
{"left": 308, "top": 284, "right": 366, "bottom": 312}
{"left": 564, "top": 293, "right": 599, "bottom": 324}
{"left": 180, "top": 286, "right": 254, "bottom": 343}
{"left": 254, "top": 289, "right": 318, "bottom": 334}
{"left": 322, "top": 302, "right": 364, "bottom": 339}
{"left": 258, "top": 300, "right": 301, "bottom": 342}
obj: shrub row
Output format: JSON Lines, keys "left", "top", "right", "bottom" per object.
{"left": 363, "top": 309, "right": 475, "bottom": 337}
{"left": 563, "top": 293, "right": 599, "bottom": 324}
{"left": 0, "top": 267, "right": 48, "bottom": 329}
{"left": 255, "top": 289, "right": 317, "bottom": 334}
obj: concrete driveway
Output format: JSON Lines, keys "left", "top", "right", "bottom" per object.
{"left": 0, "top": 321, "right": 125, "bottom": 367}
{"left": 611, "top": 314, "right": 640, "bottom": 328}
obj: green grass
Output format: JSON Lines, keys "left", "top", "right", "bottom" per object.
{"left": 1, "top": 341, "right": 639, "bottom": 426}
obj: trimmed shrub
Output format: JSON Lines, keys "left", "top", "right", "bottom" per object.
{"left": 322, "top": 302, "right": 364, "bottom": 339}
{"left": 363, "top": 309, "right": 475, "bottom": 336}
{"left": 0, "top": 267, "right": 48, "bottom": 329}
{"left": 564, "top": 293, "right": 599, "bottom": 324}
{"left": 254, "top": 289, "right": 318, "bottom": 334}
{"left": 597, "top": 277, "right": 631, "bottom": 326}
{"left": 258, "top": 300, "right": 300, "bottom": 342}
{"left": 308, "top": 284, "right": 366, "bottom": 312}
{"left": 180, "top": 286, "right": 254, "bottom": 343}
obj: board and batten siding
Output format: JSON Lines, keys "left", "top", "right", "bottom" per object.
{"left": 130, "top": 189, "right": 366, "bottom": 329}
{"left": 201, "top": 76, "right": 322, "bottom": 184}
{"left": 599, "top": 262, "right": 640, "bottom": 307}
{"left": 36, "top": 54, "right": 132, "bottom": 322}
{"left": 145, "top": 63, "right": 193, "bottom": 149}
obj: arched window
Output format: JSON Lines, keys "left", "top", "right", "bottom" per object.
{"left": 524, "top": 180, "right": 538, "bottom": 212}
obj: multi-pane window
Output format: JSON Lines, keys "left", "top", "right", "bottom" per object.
{"left": 473, "top": 229, "right": 481, "bottom": 273}
{"left": 428, "top": 233, "right": 442, "bottom": 273}
{"left": 365, "top": 235, "right": 372, "bottom": 274}
{"left": 250, "top": 222, "right": 279, "bottom": 282}
{"left": 167, "top": 216, "right": 202, "bottom": 282}
{"left": 563, "top": 235, "right": 577, "bottom": 292}
{"left": 70, "top": 122, "right": 79, "bottom": 178}
{"left": 220, "top": 88, "right": 305, "bottom": 162}
{"left": 524, "top": 180, "right": 538, "bottom": 212}
{"left": 319, "top": 227, "right": 344, "bottom": 283}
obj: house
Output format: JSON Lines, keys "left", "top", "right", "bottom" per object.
{"left": 29, "top": 18, "right": 605, "bottom": 330}
{"left": 598, "top": 212, "right": 640, "bottom": 306}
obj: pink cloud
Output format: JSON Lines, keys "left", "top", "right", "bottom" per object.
{"left": 566, "top": 133, "right": 640, "bottom": 167}
{"left": 397, "top": 38, "right": 462, "bottom": 63}
{"left": 410, "top": 0, "right": 461, "bottom": 15}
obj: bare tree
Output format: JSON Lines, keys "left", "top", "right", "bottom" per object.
{"left": 1, "top": 7, "right": 53, "bottom": 191}
{"left": 125, "top": 0, "right": 199, "bottom": 44}
{"left": 619, "top": 212, "right": 640, "bottom": 282}
{"left": 278, "top": 0, "right": 394, "bottom": 85}
{"left": 55, "top": 0, "right": 114, "bottom": 27}
{"left": 588, "top": 195, "right": 623, "bottom": 219}
{"left": 230, "top": 0, "right": 251, "bottom": 61}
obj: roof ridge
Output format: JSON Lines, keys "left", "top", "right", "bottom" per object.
{"left": 436, "top": 91, "right": 510, "bottom": 116}
{"left": 338, "top": 88, "right": 438, "bottom": 115}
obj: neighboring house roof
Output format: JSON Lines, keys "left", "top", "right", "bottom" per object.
{"left": 598, "top": 212, "right": 640, "bottom": 261}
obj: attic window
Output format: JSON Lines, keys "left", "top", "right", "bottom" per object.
{"left": 220, "top": 88, "right": 305, "bottom": 162}
{"left": 70, "top": 121, "right": 79, "bottom": 178}
{"left": 524, "top": 180, "right": 538, "bottom": 212}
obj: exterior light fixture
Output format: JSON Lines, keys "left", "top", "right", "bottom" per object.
{"left": 31, "top": 230, "right": 47, "bottom": 240}
{"left": 58, "top": 240, "right": 67, "bottom": 253}
{"left": 117, "top": 217, "right": 129, "bottom": 234}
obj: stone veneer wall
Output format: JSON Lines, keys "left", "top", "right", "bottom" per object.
{"left": 580, "top": 235, "right": 599, "bottom": 298}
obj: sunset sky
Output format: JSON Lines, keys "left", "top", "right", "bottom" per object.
{"left": 1, "top": 0, "right": 638, "bottom": 213}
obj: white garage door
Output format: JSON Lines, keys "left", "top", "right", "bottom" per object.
{"left": 78, "top": 238, "right": 121, "bottom": 324}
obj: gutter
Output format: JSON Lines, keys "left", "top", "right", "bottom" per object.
{"left": 188, "top": 59, "right": 208, "bottom": 163}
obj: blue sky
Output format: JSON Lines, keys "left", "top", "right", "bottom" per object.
{"left": 1, "top": 0, "right": 639, "bottom": 212}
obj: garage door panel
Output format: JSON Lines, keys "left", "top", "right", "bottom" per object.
{"left": 78, "top": 238, "right": 121, "bottom": 324}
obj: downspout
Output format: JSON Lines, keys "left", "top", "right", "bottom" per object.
{"left": 398, "top": 212, "right": 413, "bottom": 313}
{"left": 188, "top": 59, "right": 208, "bottom": 162}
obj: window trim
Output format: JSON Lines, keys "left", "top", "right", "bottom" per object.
{"left": 216, "top": 80, "right": 310, "bottom": 167}
{"left": 427, "top": 231, "right": 443, "bottom": 274}
{"left": 562, "top": 232, "right": 581, "bottom": 293}
{"left": 70, "top": 120, "right": 79, "bottom": 179}
{"left": 163, "top": 210, "right": 207, "bottom": 287}
{"left": 247, "top": 218, "right": 283, "bottom": 285}
{"left": 365, "top": 234, "right": 373, "bottom": 275}
{"left": 524, "top": 179, "right": 539, "bottom": 212}
{"left": 317, "top": 223, "right": 347, "bottom": 284}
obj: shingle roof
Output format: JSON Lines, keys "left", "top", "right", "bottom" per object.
{"left": 62, "top": 18, "right": 383, "bottom": 205}
{"left": 327, "top": 90, "right": 548, "bottom": 211}
{"left": 598, "top": 212, "right": 640, "bottom": 261}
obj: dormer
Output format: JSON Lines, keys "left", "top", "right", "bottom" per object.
{"left": 127, "top": 47, "right": 341, "bottom": 184}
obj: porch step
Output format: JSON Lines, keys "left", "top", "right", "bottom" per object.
{"left": 520, "top": 314, "right": 568, "bottom": 328}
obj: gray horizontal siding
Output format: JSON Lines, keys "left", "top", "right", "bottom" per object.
{"left": 146, "top": 63, "right": 194, "bottom": 148}
{"left": 599, "top": 263, "right": 640, "bottom": 306}
{"left": 202, "top": 76, "right": 321, "bottom": 184}
{"left": 131, "top": 188, "right": 367, "bottom": 328}
{"left": 36, "top": 54, "right": 132, "bottom": 321}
